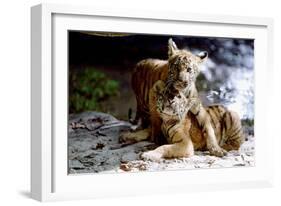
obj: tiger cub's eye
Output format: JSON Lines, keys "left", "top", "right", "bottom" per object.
{"left": 187, "top": 67, "right": 192, "bottom": 72}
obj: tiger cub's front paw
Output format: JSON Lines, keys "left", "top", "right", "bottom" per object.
{"left": 141, "top": 151, "right": 163, "bottom": 162}
{"left": 208, "top": 145, "right": 227, "bottom": 157}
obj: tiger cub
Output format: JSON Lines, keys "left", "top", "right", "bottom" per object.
{"left": 120, "top": 39, "right": 244, "bottom": 157}
{"left": 142, "top": 80, "right": 244, "bottom": 161}
{"left": 140, "top": 80, "right": 196, "bottom": 160}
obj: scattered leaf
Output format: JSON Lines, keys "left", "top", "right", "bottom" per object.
{"left": 120, "top": 163, "right": 132, "bottom": 172}
{"left": 95, "top": 143, "right": 105, "bottom": 150}
{"left": 70, "top": 122, "right": 86, "bottom": 129}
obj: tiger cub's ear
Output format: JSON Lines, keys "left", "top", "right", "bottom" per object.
{"left": 196, "top": 51, "right": 208, "bottom": 63}
{"left": 168, "top": 38, "right": 178, "bottom": 57}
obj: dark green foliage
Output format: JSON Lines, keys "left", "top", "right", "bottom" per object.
{"left": 69, "top": 68, "right": 119, "bottom": 113}
{"left": 242, "top": 118, "right": 254, "bottom": 127}
{"left": 241, "top": 118, "right": 254, "bottom": 136}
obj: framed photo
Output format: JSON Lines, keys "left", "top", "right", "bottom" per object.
{"left": 31, "top": 3, "right": 274, "bottom": 202}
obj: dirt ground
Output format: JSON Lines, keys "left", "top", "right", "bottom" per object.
{"left": 68, "top": 111, "right": 254, "bottom": 174}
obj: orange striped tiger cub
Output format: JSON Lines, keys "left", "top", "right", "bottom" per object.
{"left": 141, "top": 80, "right": 196, "bottom": 160}
{"left": 141, "top": 80, "right": 244, "bottom": 161}
{"left": 120, "top": 39, "right": 244, "bottom": 159}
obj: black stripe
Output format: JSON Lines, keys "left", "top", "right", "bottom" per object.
{"left": 228, "top": 127, "right": 242, "bottom": 140}
{"left": 201, "top": 125, "right": 206, "bottom": 132}
{"left": 226, "top": 112, "right": 233, "bottom": 129}
{"left": 228, "top": 112, "right": 233, "bottom": 127}
{"left": 220, "top": 118, "right": 225, "bottom": 140}
{"left": 194, "top": 109, "right": 200, "bottom": 116}
{"left": 149, "top": 70, "right": 155, "bottom": 90}
{"left": 208, "top": 109, "right": 217, "bottom": 130}
{"left": 170, "top": 130, "right": 179, "bottom": 142}
{"left": 225, "top": 112, "right": 231, "bottom": 131}
{"left": 163, "top": 129, "right": 168, "bottom": 138}
{"left": 209, "top": 105, "right": 216, "bottom": 109}
{"left": 218, "top": 105, "right": 225, "bottom": 113}
{"left": 169, "top": 127, "right": 183, "bottom": 143}
{"left": 157, "top": 67, "right": 162, "bottom": 80}
{"left": 142, "top": 70, "right": 148, "bottom": 105}
{"left": 213, "top": 108, "right": 222, "bottom": 137}
{"left": 213, "top": 106, "right": 221, "bottom": 118}
{"left": 222, "top": 114, "right": 227, "bottom": 133}
{"left": 173, "top": 138, "right": 184, "bottom": 144}
{"left": 166, "top": 124, "right": 175, "bottom": 136}
{"left": 187, "top": 90, "right": 191, "bottom": 97}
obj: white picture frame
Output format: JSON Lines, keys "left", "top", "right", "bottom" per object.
{"left": 31, "top": 3, "right": 274, "bottom": 202}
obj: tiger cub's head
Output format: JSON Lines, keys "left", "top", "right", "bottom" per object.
{"left": 167, "top": 38, "right": 208, "bottom": 90}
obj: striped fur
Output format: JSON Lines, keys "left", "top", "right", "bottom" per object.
{"left": 120, "top": 39, "right": 244, "bottom": 160}
{"left": 189, "top": 105, "right": 244, "bottom": 151}
{"left": 131, "top": 59, "right": 168, "bottom": 128}
{"left": 142, "top": 80, "right": 244, "bottom": 160}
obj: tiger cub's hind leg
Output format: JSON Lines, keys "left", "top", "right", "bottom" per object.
{"left": 220, "top": 110, "right": 245, "bottom": 151}
{"left": 192, "top": 104, "right": 227, "bottom": 157}
{"left": 119, "top": 128, "right": 150, "bottom": 144}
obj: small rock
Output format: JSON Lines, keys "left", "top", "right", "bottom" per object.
{"left": 69, "top": 160, "right": 85, "bottom": 169}
{"left": 233, "top": 163, "right": 246, "bottom": 167}
{"left": 106, "top": 156, "right": 120, "bottom": 165}
{"left": 121, "top": 152, "right": 139, "bottom": 162}
{"left": 138, "top": 163, "right": 147, "bottom": 171}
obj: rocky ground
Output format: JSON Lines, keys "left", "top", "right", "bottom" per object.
{"left": 68, "top": 111, "right": 255, "bottom": 174}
